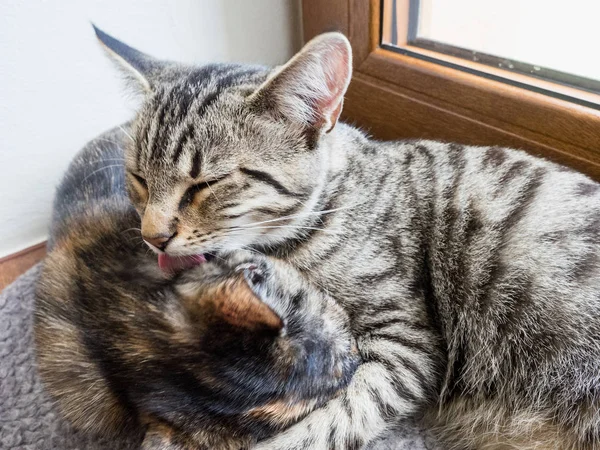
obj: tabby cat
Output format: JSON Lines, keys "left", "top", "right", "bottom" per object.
{"left": 95, "top": 25, "right": 600, "bottom": 450}
{"left": 35, "top": 127, "right": 359, "bottom": 450}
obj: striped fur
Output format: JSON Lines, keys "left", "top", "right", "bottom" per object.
{"left": 35, "top": 128, "right": 359, "bottom": 449}
{"left": 97, "top": 28, "right": 600, "bottom": 449}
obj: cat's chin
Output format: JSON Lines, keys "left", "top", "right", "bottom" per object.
{"left": 157, "top": 253, "right": 209, "bottom": 274}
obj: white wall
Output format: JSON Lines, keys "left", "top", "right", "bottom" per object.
{"left": 418, "top": 0, "right": 600, "bottom": 81}
{"left": 0, "top": 0, "right": 301, "bottom": 258}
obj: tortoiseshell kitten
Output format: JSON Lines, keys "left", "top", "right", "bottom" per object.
{"left": 34, "top": 128, "right": 359, "bottom": 450}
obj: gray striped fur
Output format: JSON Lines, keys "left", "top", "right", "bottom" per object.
{"left": 98, "top": 27, "right": 600, "bottom": 449}
{"left": 36, "top": 127, "right": 359, "bottom": 449}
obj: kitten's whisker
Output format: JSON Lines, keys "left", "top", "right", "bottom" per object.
{"left": 118, "top": 125, "right": 135, "bottom": 143}
{"left": 91, "top": 158, "right": 125, "bottom": 163}
{"left": 82, "top": 165, "right": 123, "bottom": 182}
{"left": 94, "top": 138, "right": 120, "bottom": 145}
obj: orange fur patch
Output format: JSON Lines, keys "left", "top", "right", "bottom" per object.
{"left": 211, "top": 277, "right": 283, "bottom": 331}
{"left": 247, "top": 398, "right": 318, "bottom": 427}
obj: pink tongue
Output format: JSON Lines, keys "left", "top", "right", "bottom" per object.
{"left": 158, "top": 254, "right": 207, "bottom": 273}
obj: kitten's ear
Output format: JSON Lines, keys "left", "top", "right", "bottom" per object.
{"left": 249, "top": 32, "right": 352, "bottom": 133}
{"left": 92, "top": 24, "right": 165, "bottom": 94}
{"left": 211, "top": 276, "right": 283, "bottom": 332}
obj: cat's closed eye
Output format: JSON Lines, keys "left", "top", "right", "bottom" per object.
{"left": 127, "top": 172, "right": 149, "bottom": 205}
{"left": 129, "top": 172, "right": 147, "bottom": 189}
{"left": 179, "top": 175, "right": 230, "bottom": 209}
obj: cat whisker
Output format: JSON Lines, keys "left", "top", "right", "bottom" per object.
{"left": 236, "top": 204, "right": 360, "bottom": 229}
{"left": 205, "top": 180, "right": 222, "bottom": 206}
{"left": 91, "top": 158, "right": 125, "bottom": 163}
{"left": 118, "top": 125, "right": 135, "bottom": 143}
{"left": 238, "top": 245, "right": 267, "bottom": 257}
{"left": 82, "top": 165, "right": 123, "bottom": 182}
{"left": 125, "top": 236, "right": 146, "bottom": 246}
{"left": 121, "top": 227, "right": 142, "bottom": 235}
{"left": 123, "top": 232, "right": 143, "bottom": 241}
{"left": 222, "top": 231, "right": 262, "bottom": 240}
{"left": 235, "top": 225, "right": 344, "bottom": 235}
{"left": 205, "top": 251, "right": 227, "bottom": 262}
{"left": 94, "top": 138, "right": 120, "bottom": 145}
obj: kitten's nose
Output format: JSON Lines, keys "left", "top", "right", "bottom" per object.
{"left": 143, "top": 233, "right": 174, "bottom": 251}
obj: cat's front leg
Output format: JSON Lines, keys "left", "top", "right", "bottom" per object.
{"left": 255, "top": 331, "right": 441, "bottom": 449}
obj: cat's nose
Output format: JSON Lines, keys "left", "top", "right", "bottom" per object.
{"left": 143, "top": 233, "right": 175, "bottom": 251}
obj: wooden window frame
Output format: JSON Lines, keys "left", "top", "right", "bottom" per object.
{"left": 302, "top": 0, "right": 600, "bottom": 179}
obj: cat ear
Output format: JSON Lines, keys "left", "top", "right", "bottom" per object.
{"left": 211, "top": 276, "right": 284, "bottom": 332}
{"left": 249, "top": 32, "right": 352, "bottom": 133}
{"left": 92, "top": 24, "right": 165, "bottom": 94}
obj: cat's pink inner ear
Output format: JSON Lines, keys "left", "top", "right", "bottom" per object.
{"left": 251, "top": 32, "right": 352, "bottom": 133}
{"left": 313, "top": 36, "right": 352, "bottom": 132}
{"left": 213, "top": 277, "right": 283, "bottom": 332}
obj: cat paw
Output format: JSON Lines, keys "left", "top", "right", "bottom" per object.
{"left": 234, "top": 258, "right": 270, "bottom": 287}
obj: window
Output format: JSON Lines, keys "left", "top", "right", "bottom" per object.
{"left": 382, "top": 0, "right": 600, "bottom": 109}
{"left": 302, "top": 0, "right": 600, "bottom": 179}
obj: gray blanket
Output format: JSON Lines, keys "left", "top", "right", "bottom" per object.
{"left": 0, "top": 264, "right": 439, "bottom": 449}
